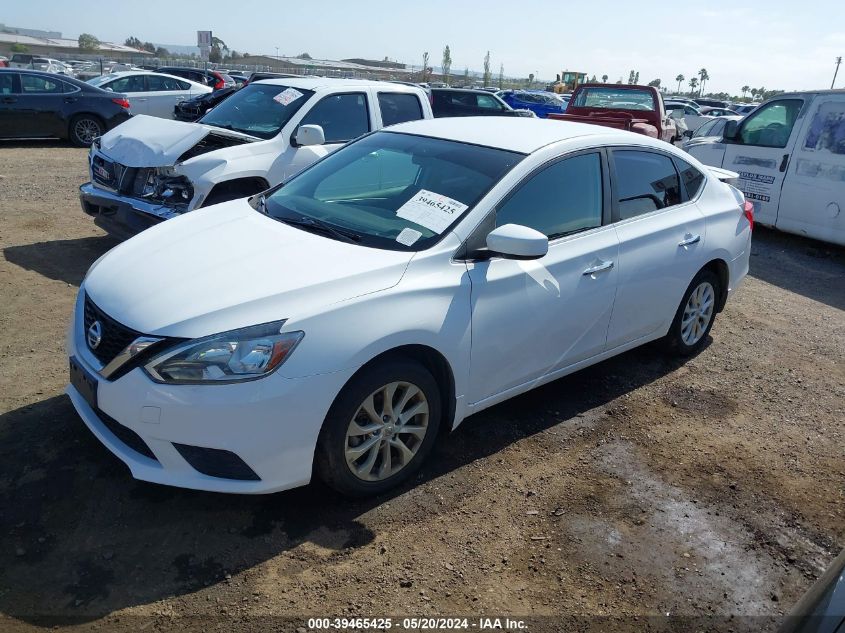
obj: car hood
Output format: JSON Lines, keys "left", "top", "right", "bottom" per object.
{"left": 97, "top": 114, "right": 257, "bottom": 167}
{"left": 83, "top": 200, "right": 416, "bottom": 337}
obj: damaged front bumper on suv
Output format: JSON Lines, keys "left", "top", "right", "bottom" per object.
{"left": 79, "top": 148, "right": 198, "bottom": 240}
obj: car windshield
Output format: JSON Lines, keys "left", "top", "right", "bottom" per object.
{"left": 572, "top": 87, "right": 655, "bottom": 111}
{"left": 199, "top": 83, "right": 314, "bottom": 139}
{"left": 263, "top": 131, "right": 524, "bottom": 251}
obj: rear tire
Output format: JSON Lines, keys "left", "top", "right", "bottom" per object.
{"left": 315, "top": 359, "right": 442, "bottom": 498}
{"left": 69, "top": 115, "right": 104, "bottom": 147}
{"left": 662, "top": 270, "right": 720, "bottom": 356}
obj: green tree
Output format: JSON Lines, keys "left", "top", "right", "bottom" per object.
{"left": 463, "top": 67, "right": 469, "bottom": 84}
{"left": 441, "top": 45, "right": 452, "bottom": 85}
{"left": 688, "top": 77, "right": 699, "bottom": 95}
{"left": 589, "top": 74, "right": 597, "bottom": 83}
{"left": 10, "top": 43, "right": 28, "bottom": 53}
{"left": 675, "top": 74, "right": 684, "bottom": 93}
{"left": 296, "top": 52, "right": 312, "bottom": 59}
{"left": 627, "top": 70, "right": 636, "bottom": 84}
{"left": 698, "top": 68, "right": 709, "bottom": 96}
{"left": 124, "top": 36, "right": 142, "bottom": 49}
{"left": 78, "top": 33, "right": 100, "bottom": 52}
{"left": 482, "top": 51, "right": 491, "bottom": 86}
{"left": 741, "top": 85, "right": 750, "bottom": 99}
{"left": 421, "top": 51, "right": 430, "bottom": 81}
{"left": 498, "top": 63, "right": 504, "bottom": 89}
{"left": 648, "top": 78, "right": 661, "bottom": 88}
{"left": 601, "top": 74, "right": 608, "bottom": 83}
{"left": 526, "top": 72, "right": 534, "bottom": 88}
{"left": 155, "top": 47, "right": 169, "bottom": 58}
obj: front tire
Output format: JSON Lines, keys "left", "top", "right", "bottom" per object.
{"left": 315, "top": 359, "right": 442, "bottom": 497}
{"left": 69, "top": 115, "right": 104, "bottom": 147}
{"left": 663, "top": 270, "right": 720, "bottom": 356}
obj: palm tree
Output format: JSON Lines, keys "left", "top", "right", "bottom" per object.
{"left": 750, "top": 88, "right": 758, "bottom": 99}
{"left": 688, "top": 77, "right": 699, "bottom": 96}
{"left": 601, "top": 74, "right": 608, "bottom": 83}
{"left": 698, "top": 68, "right": 709, "bottom": 96}
{"left": 675, "top": 74, "right": 685, "bottom": 93}
{"left": 741, "top": 85, "right": 750, "bottom": 99}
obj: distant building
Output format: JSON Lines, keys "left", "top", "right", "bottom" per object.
{"left": 237, "top": 55, "right": 417, "bottom": 80}
{"left": 0, "top": 23, "right": 62, "bottom": 39}
{"left": 0, "top": 31, "right": 150, "bottom": 59}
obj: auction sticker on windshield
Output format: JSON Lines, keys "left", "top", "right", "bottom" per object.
{"left": 396, "top": 190, "right": 468, "bottom": 234}
{"left": 273, "top": 88, "right": 304, "bottom": 106}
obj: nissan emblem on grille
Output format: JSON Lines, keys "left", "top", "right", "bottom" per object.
{"left": 87, "top": 321, "right": 102, "bottom": 350}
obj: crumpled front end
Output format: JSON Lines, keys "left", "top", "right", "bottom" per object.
{"left": 79, "top": 114, "right": 257, "bottom": 239}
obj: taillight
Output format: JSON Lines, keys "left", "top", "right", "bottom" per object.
{"left": 111, "top": 97, "right": 130, "bottom": 109}
{"left": 743, "top": 200, "right": 754, "bottom": 231}
{"left": 212, "top": 71, "right": 225, "bottom": 90}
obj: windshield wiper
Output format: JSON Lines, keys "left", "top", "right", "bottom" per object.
{"left": 278, "top": 215, "right": 361, "bottom": 244}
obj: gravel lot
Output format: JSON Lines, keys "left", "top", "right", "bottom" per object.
{"left": 0, "top": 142, "right": 843, "bottom": 632}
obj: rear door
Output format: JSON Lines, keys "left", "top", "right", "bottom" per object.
{"left": 718, "top": 97, "right": 806, "bottom": 226}
{"left": 375, "top": 91, "right": 425, "bottom": 128}
{"left": 606, "top": 148, "right": 707, "bottom": 349}
{"left": 144, "top": 74, "right": 192, "bottom": 118}
{"left": 16, "top": 72, "right": 67, "bottom": 137}
{"left": 776, "top": 95, "right": 845, "bottom": 245}
{"left": 102, "top": 74, "right": 148, "bottom": 115}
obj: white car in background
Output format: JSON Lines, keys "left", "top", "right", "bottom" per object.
{"left": 88, "top": 71, "right": 211, "bottom": 119}
{"left": 682, "top": 115, "right": 743, "bottom": 151}
{"left": 68, "top": 118, "right": 753, "bottom": 497}
{"left": 666, "top": 100, "right": 715, "bottom": 133}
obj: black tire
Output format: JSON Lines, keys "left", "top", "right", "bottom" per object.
{"left": 69, "top": 114, "right": 104, "bottom": 147}
{"left": 662, "top": 269, "right": 720, "bottom": 356}
{"left": 315, "top": 358, "right": 442, "bottom": 498}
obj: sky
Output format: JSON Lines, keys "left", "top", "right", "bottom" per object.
{"left": 3, "top": 0, "right": 844, "bottom": 94}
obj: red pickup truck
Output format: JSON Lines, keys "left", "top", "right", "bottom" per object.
{"left": 549, "top": 84, "right": 680, "bottom": 143}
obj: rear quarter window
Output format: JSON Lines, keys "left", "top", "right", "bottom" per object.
{"left": 675, "top": 158, "right": 706, "bottom": 200}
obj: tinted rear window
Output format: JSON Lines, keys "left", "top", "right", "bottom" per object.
{"left": 613, "top": 150, "right": 681, "bottom": 219}
{"left": 378, "top": 92, "right": 423, "bottom": 126}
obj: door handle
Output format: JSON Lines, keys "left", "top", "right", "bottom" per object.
{"left": 64, "top": 97, "right": 77, "bottom": 103}
{"left": 1, "top": 97, "right": 16, "bottom": 104}
{"left": 582, "top": 260, "right": 614, "bottom": 275}
{"left": 678, "top": 234, "right": 701, "bottom": 247}
{"left": 779, "top": 153, "right": 789, "bottom": 172}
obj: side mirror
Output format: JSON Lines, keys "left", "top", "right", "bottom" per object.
{"left": 723, "top": 119, "right": 740, "bottom": 141}
{"left": 486, "top": 224, "right": 548, "bottom": 259}
{"left": 294, "top": 124, "right": 325, "bottom": 147}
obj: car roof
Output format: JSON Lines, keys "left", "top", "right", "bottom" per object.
{"left": 386, "top": 117, "right": 665, "bottom": 154}
{"left": 254, "top": 76, "right": 424, "bottom": 92}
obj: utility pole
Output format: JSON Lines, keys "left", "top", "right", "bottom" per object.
{"left": 833, "top": 56, "right": 842, "bottom": 89}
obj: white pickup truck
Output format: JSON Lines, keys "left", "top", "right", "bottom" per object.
{"left": 79, "top": 77, "right": 433, "bottom": 238}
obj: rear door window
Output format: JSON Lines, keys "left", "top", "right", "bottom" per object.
{"left": 299, "top": 93, "right": 370, "bottom": 143}
{"left": 146, "top": 75, "right": 187, "bottom": 91}
{"left": 106, "top": 75, "right": 146, "bottom": 93}
{"left": 378, "top": 92, "right": 423, "bottom": 126}
{"left": 20, "top": 74, "right": 63, "bottom": 93}
{"left": 476, "top": 94, "right": 505, "bottom": 111}
{"left": 613, "top": 150, "right": 682, "bottom": 219}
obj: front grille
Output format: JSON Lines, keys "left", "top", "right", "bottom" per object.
{"left": 97, "top": 409, "right": 158, "bottom": 461}
{"left": 173, "top": 444, "right": 260, "bottom": 481}
{"left": 83, "top": 294, "right": 142, "bottom": 365}
{"left": 92, "top": 154, "right": 151, "bottom": 197}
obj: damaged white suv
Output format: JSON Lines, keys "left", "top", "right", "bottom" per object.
{"left": 79, "top": 77, "right": 433, "bottom": 239}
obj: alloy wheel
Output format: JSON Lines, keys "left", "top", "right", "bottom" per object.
{"left": 681, "top": 281, "right": 715, "bottom": 346}
{"left": 344, "top": 381, "right": 429, "bottom": 482}
{"left": 74, "top": 119, "right": 101, "bottom": 145}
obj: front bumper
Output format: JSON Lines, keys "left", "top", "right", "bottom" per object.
{"left": 66, "top": 290, "right": 356, "bottom": 494}
{"left": 79, "top": 182, "right": 182, "bottom": 240}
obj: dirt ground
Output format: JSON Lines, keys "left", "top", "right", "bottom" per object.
{"left": 0, "top": 142, "right": 843, "bottom": 633}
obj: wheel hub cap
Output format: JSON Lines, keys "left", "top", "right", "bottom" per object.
{"left": 680, "top": 281, "right": 715, "bottom": 346}
{"left": 344, "top": 381, "right": 430, "bottom": 482}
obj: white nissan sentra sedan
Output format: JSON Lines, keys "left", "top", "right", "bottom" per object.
{"left": 67, "top": 117, "right": 753, "bottom": 497}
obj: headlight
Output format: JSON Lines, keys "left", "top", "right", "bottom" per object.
{"left": 144, "top": 321, "right": 303, "bottom": 384}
